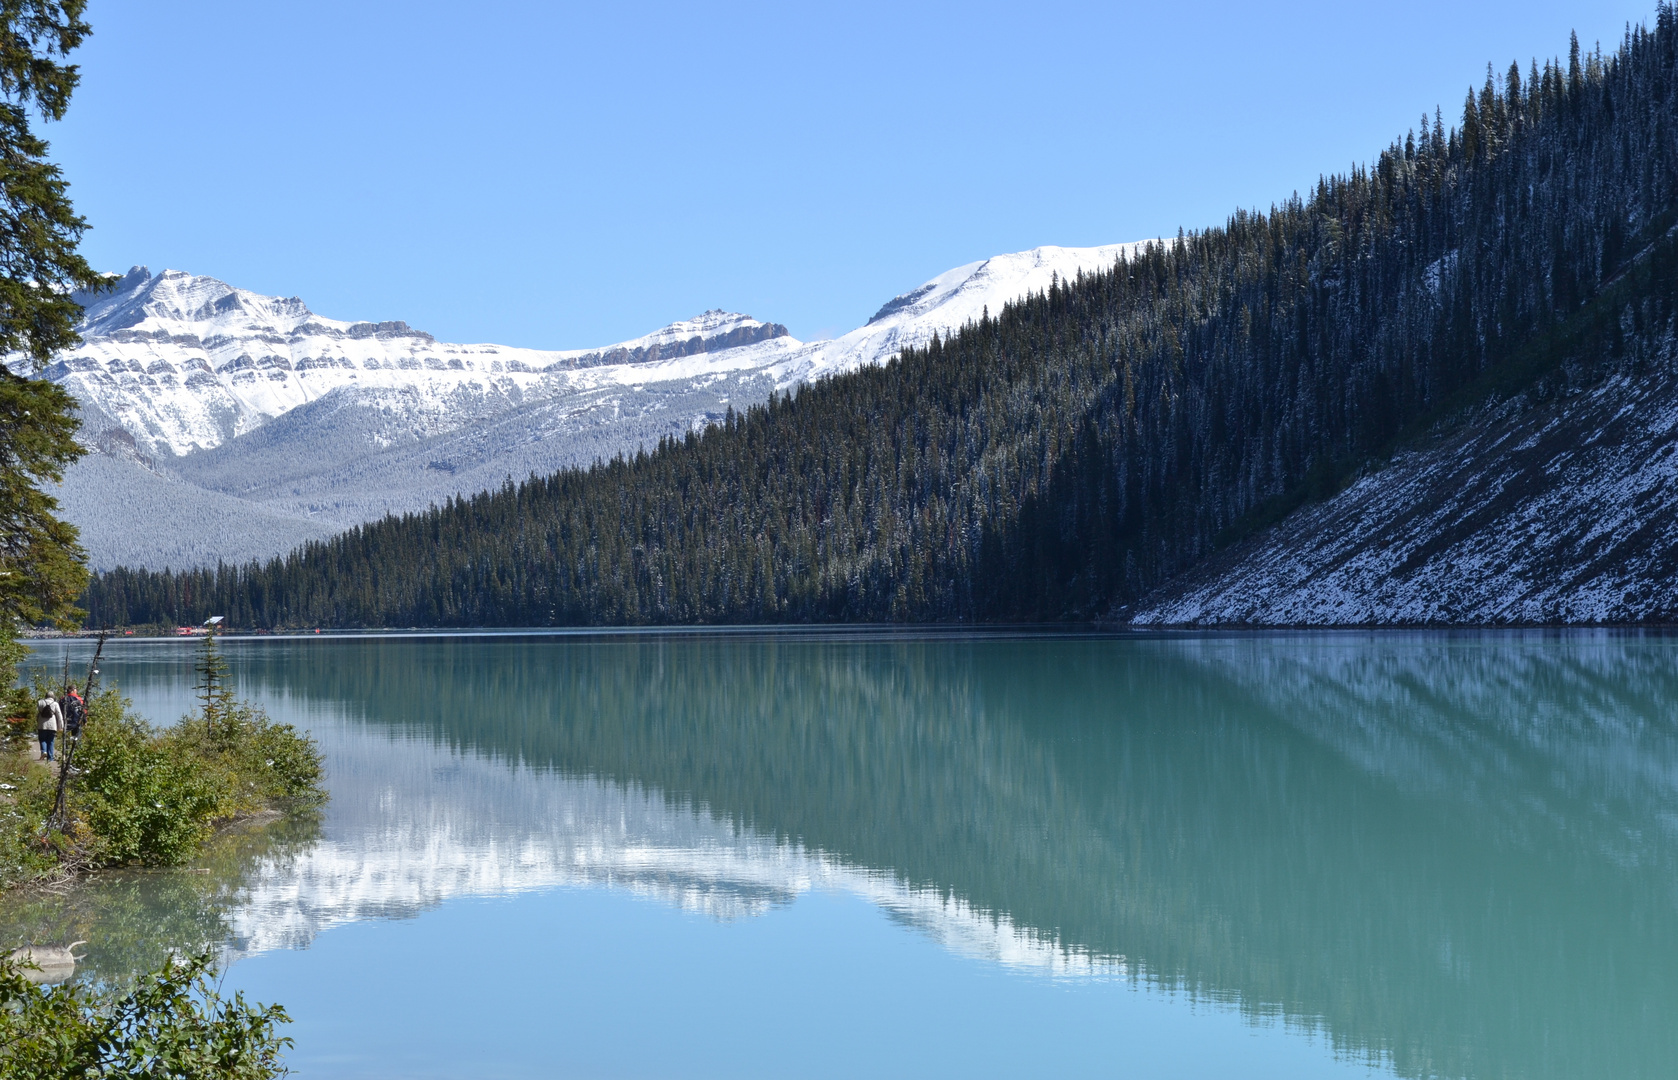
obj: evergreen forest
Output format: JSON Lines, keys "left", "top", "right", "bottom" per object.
{"left": 81, "top": 13, "right": 1678, "bottom": 628}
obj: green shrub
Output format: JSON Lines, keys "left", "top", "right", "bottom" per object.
{"left": 0, "top": 760, "right": 58, "bottom": 889}
{"left": 72, "top": 693, "right": 232, "bottom": 866}
{"left": 0, "top": 949, "right": 292, "bottom": 1078}
{"left": 165, "top": 702, "right": 325, "bottom": 810}
{"left": 65, "top": 688, "right": 325, "bottom": 867}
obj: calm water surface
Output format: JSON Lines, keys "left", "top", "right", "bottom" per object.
{"left": 6, "top": 630, "right": 1676, "bottom": 1079}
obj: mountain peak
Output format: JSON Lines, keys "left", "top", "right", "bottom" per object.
{"left": 71, "top": 267, "right": 319, "bottom": 340}
{"left": 645, "top": 309, "right": 774, "bottom": 339}
{"left": 865, "top": 243, "right": 1150, "bottom": 328}
{"left": 780, "top": 242, "right": 1153, "bottom": 387}
{"left": 547, "top": 310, "right": 791, "bottom": 370}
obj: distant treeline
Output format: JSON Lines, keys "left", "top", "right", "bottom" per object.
{"left": 83, "top": 12, "right": 1678, "bottom": 628}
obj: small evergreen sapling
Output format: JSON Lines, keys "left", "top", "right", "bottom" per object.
{"left": 194, "top": 631, "right": 234, "bottom": 737}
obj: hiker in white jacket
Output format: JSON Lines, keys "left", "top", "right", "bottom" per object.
{"left": 35, "top": 696, "right": 61, "bottom": 762}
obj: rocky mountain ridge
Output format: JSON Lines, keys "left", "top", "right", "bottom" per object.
{"left": 50, "top": 266, "right": 798, "bottom": 459}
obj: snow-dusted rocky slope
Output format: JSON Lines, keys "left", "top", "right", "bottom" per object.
{"left": 1125, "top": 348, "right": 1678, "bottom": 626}
{"left": 44, "top": 246, "right": 1136, "bottom": 570}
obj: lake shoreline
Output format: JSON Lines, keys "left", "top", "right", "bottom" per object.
{"left": 33, "top": 620, "right": 1678, "bottom": 644}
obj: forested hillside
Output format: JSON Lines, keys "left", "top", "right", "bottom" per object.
{"left": 83, "top": 14, "right": 1678, "bottom": 628}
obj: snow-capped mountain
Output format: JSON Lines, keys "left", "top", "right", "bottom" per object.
{"left": 43, "top": 244, "right": 1141, "bottom": 570}
{"left": 54, "top": 266, "right": 795, "bottom": 459}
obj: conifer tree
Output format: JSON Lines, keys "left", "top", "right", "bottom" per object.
{"left": 193, "top": 630, "right": 233, "bottom": 736}
{"left": 0, "top": 1, "right": 100, "bottom": 628}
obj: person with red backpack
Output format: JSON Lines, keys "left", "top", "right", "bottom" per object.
{"left": 62, "top": 685, "right": 85, "bottom": 739}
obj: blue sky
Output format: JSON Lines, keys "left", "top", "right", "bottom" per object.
{"left": 53, "top": 0, "right": 1657, "bottom": 349}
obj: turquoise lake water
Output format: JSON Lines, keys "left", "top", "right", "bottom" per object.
{"left": 7, "top": 629, "right": 1677, "bottom": 1079}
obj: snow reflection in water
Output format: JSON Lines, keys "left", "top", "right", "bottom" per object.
{"left": 228, "top": 717, "right": 1114, "bottom": 979}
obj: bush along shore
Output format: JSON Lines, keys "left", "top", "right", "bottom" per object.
{"left": 0, "top": 627, "right": 325, "bottom": 890}
{"left": 0, "top": 948, "right": 293, "bottom": 1077}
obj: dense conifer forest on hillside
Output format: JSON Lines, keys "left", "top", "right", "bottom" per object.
{"left": 81, "top": 13, "right": 1678, "bottom": 628}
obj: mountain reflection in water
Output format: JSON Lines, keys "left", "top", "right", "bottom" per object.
{"left": 10, "top": 630, "right": 1678, "bottom": 1080}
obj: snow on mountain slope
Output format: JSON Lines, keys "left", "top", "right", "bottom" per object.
{"left": 42, "top": 245, "right": 1149, "bottom": 569}
{"left": 49, "top": 266, "right": 794, "bottom": 458}
{"left": 162, "top": 362, "right": 771, "bottom": 527}
{"left": 771, "top": 242, "right": 1149, "bottom": 385}
{"left": 1123, "top": 349, "right": 1678, "bottom": 626}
